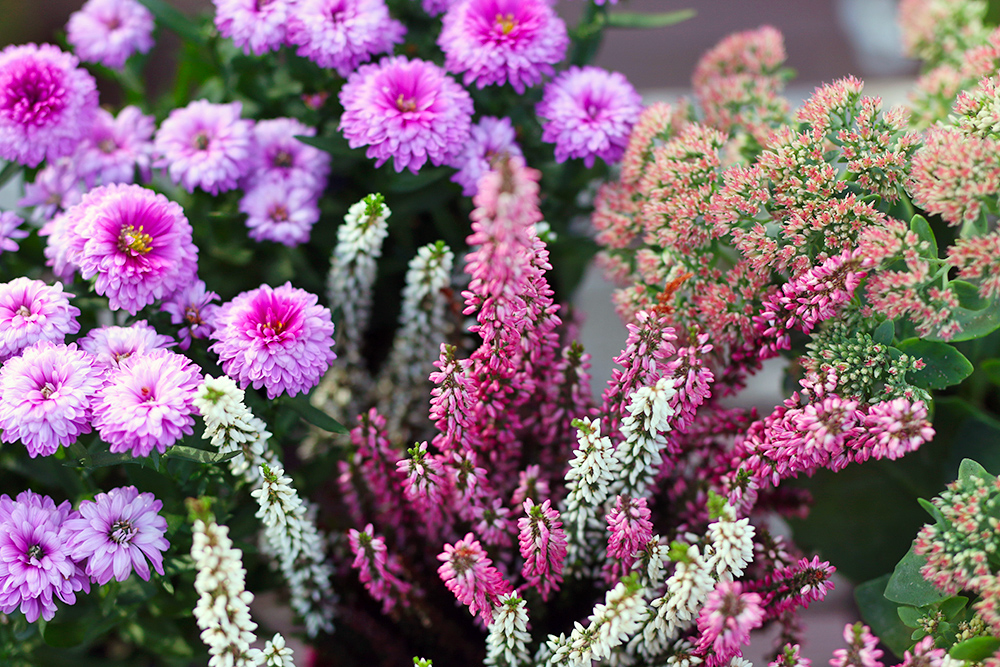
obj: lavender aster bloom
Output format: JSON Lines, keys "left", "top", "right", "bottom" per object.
{"left": 288, "top": 0, "right": 405, "bottom": 77}
{"left": 450, "top": 116, "right": 523, "bottom": 196}
{"left": 80, "top": 321, "right": 175, "bottom": 370}
{"left": 0, "top": 211, "right": 28, "bottom": 255}
{"left": 93, "top": 349, "right": 203, "bottom": 457}
{"left": 439, "top": 0, "right": 567, "bottom": 93}
{"left": 0, "top": 342, "right": 102, "bottom": 458}
{"left": 18, "top": 158, "right": 84, "bottom": 222}
{"left": 537, "top": 65, "right": 643, "bottom": 168}
{"left": 75, "top": 105, "right": 156, "bottom": 187}
{"left": 0, "top": 277, "right": 81, "bottom": 362}
{"left": 0, "top": 43, "right": 99, "bottom": 167}
{"left": 40, "top": 213, "right": 80, "bottom": 283}
{"left": 339, "top": 56, "right": 474, "bottom": 173}
{"left": 64, "top": 183, "right": 199, "bottom": 315}
{"left": 64, "top": 486, "right": 169, "bottom": 585}
{"left": 246, "top": 117, "right": 330, "bottom": 192}
{"left": 213, "top": 0, "right": 295, "bottom": 56}
{"left": 0, "top": 492, "right": 87, "bottom": 622}
{"left": 154, "top": 99, "right": 253, "bottom": 195}
{"left": 417, "top": 0, "right": 456, "bottom": 15}
{"left": 66, "top": 0, "right": 155, "bottom": 70}
{"left": 240, "top": 181, "right": 320, "bottom": 246}
{"left": 161, "top": 280, "right": 220, "bottom": 351}
{"left": 210, "top": 282, "right": 336, "bottom": 399}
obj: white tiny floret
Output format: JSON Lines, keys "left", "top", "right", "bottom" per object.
{"left": 705, "top": 507, "right": 755, "bottom": 581}
{"left": 486, "top": 594, "right": 532, "bottom": 667}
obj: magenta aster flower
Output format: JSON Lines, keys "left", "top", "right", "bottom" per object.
{"left": 79, "top": 320, "right": 175, "bottom": 370}
{"left": 66, "top": 0, "right": 155, "bottom": 70}
{"left": 339, "top": 56, "right": 474, "bottom": 173}
{"left": 154, "top": 99, "right": 253, "bottom": 195}
{"left": 0, "top": 211, "right": 28, "bottom": 255}
{"left": 160, "top": 279, "right": 220, "bottom": 351}
{"left": 63, "top": 183, "right": 199, "bottom": 315}
{"left": 64, "top": 486, "right": 169, "bottom": 585}
{"left": 0, "top": 277, "right": 81, "bottom": 362}
{"left": 0, "top": 342, "right": 102, "bottom": 458}
{"left": 246, "top": 117, "right": 330, "bottom": 193}
{"left": 0, "top": 492, "right": 87, "bottom": 622}
{"left": 450, "top": 116, "right": 523, "bottom": 196}
{"left": 0, "top": 43, "right": 99, "bottom": 167}
{"left": 92, "top": 349, "right": 203, "bottom": 457}
{"left": 537, "top": 66, "right": 643, "bottom": 168}
{"left": 288, "top": 0, "right": 405, "bottom": 77}
{"left": 240, "top": 181, "right": 320, "bottom": 246}
{"left": 210, "top": 282, "right": 336, "bottom": 399}
{"left": 213, "top": 0, "right": 295, "bottom": 56}
{"left": 438, "top": 0, "right": 567, "bottom": 93}
{"left": 75, "top": 105, "right": 156, "bottom": 187}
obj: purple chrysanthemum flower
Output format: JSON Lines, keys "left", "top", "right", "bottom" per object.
{"left": 66, "top": 0, "right": 155, "bottom": 70}
{"left": 537, "top": 65, "right": 643, "bottom": 168}
{"left": 75, "top": 105, "right": 156, "bottom": 187}
{"left": 92, "top": 349, "right": 203, "bottom": 457}
{"left": 288, "top": 0, "right": 405, "bottom": 77}
{"left": 18, "top": 159, "right": 84, "bottom": 222}
{"left": 0, "top": 342, "right": 102, "bottom": 458}
{"left": 153, "top": 99, "right": 253, "bottom": 195}
{"left": 0, "top": 277, "right": 81, "bottom": 362}
{"left": 0, "top": 43, "right": 99, "bottom": 167}
{"left": 416, "top": 0, "right": 456, "bottom": 15}
{"left": 210, "top": 282, "right": 336, "bottom": 399}
{"left": 63, "top": 183, "right": 199, "bottom": 315}
{"left": 0, "top": 491, "right": 88, "bottom": 622}
{"left": 339, "top": 56, "right": 474, "bottom": 173}
{"left": 0, "top": 211, "right": 28, "bottom": 255}
{"left": 450, "top": 116, "right": 523, "bottom": 196}
{"left": 438, "top": 0, "right": 567, "bottom": 93}
{"left": 240, "top": 181, "right": 320, "bottom": 246}
{"left": 79, "top": 320, "right": 175, "bottom": 370}
{"left": 64, "top": 486, "right": 169, "bottom": 585}
{"left": 245, "top": 117, "right": 330, "bottom": 193}
{"left": 213, "top": 0, "right": 294, "bottom": 56}
{"left": 39, "top": 213, "right": 81, "bottom": 283}
{"left": 160, "top": 280, "right": 220, "bottom": 351}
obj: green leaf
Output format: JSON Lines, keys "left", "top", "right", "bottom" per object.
{"left": 386, "top": 167, "right": 449, "bottom": 193}
{"left": 909, "top": 215, "right": 938, "bottom": 258}
{"left": 939, "top": 595, "right": 968, "bottom": 620}
{"left": 0, "top": 160, "right": 21, "bottom": 192}
{"left": 39, "top": 617, "right": 89, "bottom": 648}
{"left": 950, "top": 636, "right": 1000, "bottom": 661}
{"left": 161, "top": 446, "right": 240, "bottom": 465}
{"left": 136, "top": 0, "right": 204, "bottom": 43}
{"left": 855, "top": 575, "right": 914, "bottom": 658}
{"left": 917, "top": 497, "right": 945, "bottom": 526}
{"left": 896, "top": 338, "right": 973, "bottom": 390}
{"left": 285, "top": 396, "right": 349, "bottom": 434}
{"left": 958, "top": 458, "right": 996, "bottom": 484}
{"left": 885, "top": 543, "right": 948, "bottom": 607}
{"left": 295, "top": 133, "right": 358, "bottom": 158}
{"left": 927, "top": 288, "right": 1000, "bottom": 343}
{"left": 874, "top": 320, "right": 895, "bottom": 345}
{"left": 897, "top": 605, "right": 923, "bottom": 627}
{"left": 983, "top": 359, "right": 1000, "bottom": 387}
{"left": 605, "top": 9, "right": 695, "bottom": 29}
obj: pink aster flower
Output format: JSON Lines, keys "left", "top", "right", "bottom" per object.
{"left": 0, "top": 211, "right": 28, "bottom": 255}
{"left": 696, "top": 581, "right": 764, "bottom": 667}
{"left": 438, "top": 532, "right": 513, "bottom": 624}
{"left": 18, "top": 158, "right": 84, "bottom": 222}
{"left": 240, "top": 181, "right": 320, "bottom": 246}
{"left": 210, "top": 282, "right": 336, "bottom": 399}
{"left": 0, "top": 342, "right": 102, "bottom": 458}
{"left": 0, "top": 277, "right": 81, "bottom": 362}
{"left": 537, "top": 66, "right": 642, "bottom": 168}
{"left": 160, "top": 280, "right": 219, "bottom": 351}
{"left": 854, "top": 398, "right": 935, "bottom": 462}
{"left": 450, "top": 116, "right": 524, "bottom": 196}
{"left": 245, "top": 117, "right": 330, "bottom": 193}
{"left": 64, "top": 486, "right": 169, "bottom": 585}
{"left": 66, "top": 0, "right": 154, "bottom": 70}
{"left": 0, "top": 43, "right": 99, "bottom": 167}
{"left": 213, "top": 0, "right": 295, "bottom": 56}
{"left": 288, "top": 0, "right": 405, "bottom": 77}
{"left": 75, "top": 105, "right": 156, "bottom": 187}
{"left": 0, "top": 491, "right": 88, "bottom": 622}
{"left": 339, "top": 56, "right": 474, "bottom": 173}
{"left": 63, "top": 183, "right": 199, "bottom": 315}
{"left": 79, "top": 321, "right": 175, "bottom": 370}
{"left": 438, "top": 0, "right": 568, "bottom": 93}
{"left": 154, "top": 99, "right": 253, "bottom": 195}
{"left": 92, "top": 349, "right": 203, "bottom": 457}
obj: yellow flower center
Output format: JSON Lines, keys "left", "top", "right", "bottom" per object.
{"left": 495, "top": 13, "right": 517, "bottom": 35}
{"left": 118, "top": 225, "right": 153, "bottom": 255}
{"left": 396, "top": 94, "right": 417, "bottom": 113}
